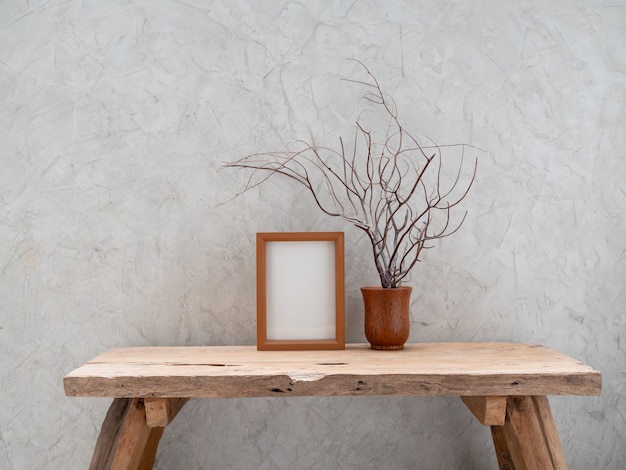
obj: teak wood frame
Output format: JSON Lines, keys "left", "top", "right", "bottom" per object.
{"left": 256, "top": 232, "right": 345, "bottom": 350}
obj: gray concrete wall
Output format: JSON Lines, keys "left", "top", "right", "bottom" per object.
{"left": 1, "top": 1, "right": 623, "bottom": 468}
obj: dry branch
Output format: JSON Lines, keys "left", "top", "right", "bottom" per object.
{"left": 223, "top": 61, "right": 478, "bottom": 288}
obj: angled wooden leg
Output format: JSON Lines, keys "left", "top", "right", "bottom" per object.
{"left": 89, "top": 398, "right": 188, "bottom": 470}
{"left": 490, "top": 425, "right": 516, "bottom": 470}
{"left": 89, "top": 398, "right": 131, "bottom": 469}
{"left": 531, "top": 395, "right": 567, "bottom": 468}
{"left": 461, "top": 396, "right": 513, "bottom": 469}
{"left": 463, "top": 395, "right": 567, "bottom": 470}
{"left": 137, "top": 426, "right": 165, "bottom": 470}
{"left": 491, "top": 396, "right": 567, "bottom": 470}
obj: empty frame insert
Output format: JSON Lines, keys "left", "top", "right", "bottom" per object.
{"left": 256, "top": 232, "right": 345, "bottom": 350}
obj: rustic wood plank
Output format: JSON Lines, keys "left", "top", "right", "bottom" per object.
{"left": 144, "top": 398, "right": 189, "bottom": 427}
{"left": 532, "top": 395, "right": 568, "bottom": 469}
{"left": 89, "top": 398, "right": 130, "bottom": 469}
{"left": 137, "top": 426, "right": 164, "bottom": 470}
{"left": 461, "top": 396, "right": 507, "bottom": 425}
{"left": 501, "top": 396, "right": 567, "bottom": 470}
{"left": 89, "top": 398, "right": 165, "bottom": 470}
{"left": 490, "top": 425, "right": 516, "bottom": 470}
{"left": 64, "top": 343, "right": 602, "bottom": 399}
{"left": 109, "top": 398, "right": 160, "bottom": 470}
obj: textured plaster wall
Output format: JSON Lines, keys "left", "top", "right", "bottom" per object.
{"left": 1, "top": 0, "right": 624, "bottom": 468}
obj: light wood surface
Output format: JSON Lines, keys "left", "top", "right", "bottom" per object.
{"left": 65, "top": 343, "right": 601, "bottom": 470}
{"left": 64, "top": 342, "right": 601, "bottom": 399}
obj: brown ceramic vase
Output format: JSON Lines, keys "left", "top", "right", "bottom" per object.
{"left": 361, "top": 286, "right": 412, "bottom": 350}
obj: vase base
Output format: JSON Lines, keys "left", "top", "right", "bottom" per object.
{"left": 370, "top": 344, "right": 404, "bottom": 350}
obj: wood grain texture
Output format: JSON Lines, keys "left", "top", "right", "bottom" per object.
{"left": 89, "top": 398, "right": 130, "bottom": 469}
{"left": 64, "top": 343, "right": 601, "bottom": 399}
{"left": 89, "top": 398, "right": 164, "bottom": 470}
{"left": 144, "top": 398, "right": 189, "bottom": 428}
{"left": 461, "top": 396, "right": 507, "bottom": 426}
{"left": 531, "top": 395, "right": 568, "bottom": 469}
{"left": 500, "top": 396, "right": 568, "bottom": 469}
{"left": 490, "top": 425, "right": 516, "bottom": 470}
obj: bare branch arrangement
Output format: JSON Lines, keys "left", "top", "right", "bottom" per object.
{"left": 223, "top": 62, "right": 477, "bottom": 288}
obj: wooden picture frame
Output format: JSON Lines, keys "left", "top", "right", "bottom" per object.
{"left": 256, "top": 232, "right": 345, "bottom": 351}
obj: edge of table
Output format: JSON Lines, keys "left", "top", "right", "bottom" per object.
{"left": 64, "top": 342, "right": 602, "bottom": 399}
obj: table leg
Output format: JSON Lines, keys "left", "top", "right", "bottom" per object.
{"left": 490, "top": 425, "right": 515, "bottom": 469}
{"left": 490, "top": 396, "right": 567, "bottom": 470}
{"left": 89, "top": 397, "right": 188, "bottom": 470}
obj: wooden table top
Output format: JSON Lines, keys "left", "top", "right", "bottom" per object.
{"left": 63, "top": 343, "right": 601, "bottom": 399}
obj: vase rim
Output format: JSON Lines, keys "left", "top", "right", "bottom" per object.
{"left": 360, "top": 286, "right": 412, "bottom": 290}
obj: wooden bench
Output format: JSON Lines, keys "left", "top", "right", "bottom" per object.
{"left": 64, "top": 342, "right": 601, "bottom": 469}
